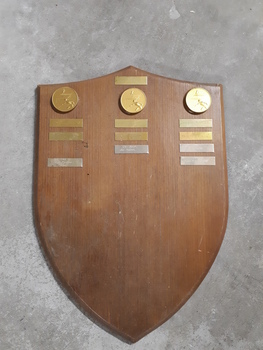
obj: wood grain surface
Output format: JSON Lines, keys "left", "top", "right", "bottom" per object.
{"left": 34, "top": 66, "right": 228, "bottom": 343}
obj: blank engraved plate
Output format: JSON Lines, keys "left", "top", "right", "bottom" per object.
{"left": 50, "top": 119, "right": 83, "bottom": 128}
{"left": 179, "top": 119, "right": 212, "bottom": 128}
{"left": 180, "top": 144, "right": 214, "bottom": 153}
{"left": 179, "top": 132, "right": 212, "bottom": 141}
{"left": 115, "top": 132, "right": 148, "bottom": 141}
{"left": 115, "top": 145, "right": 149, "bottom": 154}
{"left": 115, "top": 76, "right": 148, "bottom": 85}
{"left": 47, "top": 158, "right": 83, "bottom": 167}
{"left": 180, "top": 156, "right": 216, "bottom": 166}
{"left": 115, "top": 119, "right": 148, "bottom": 128}
{"left": 49, "top": 132, "right": 83, "bottom": 141}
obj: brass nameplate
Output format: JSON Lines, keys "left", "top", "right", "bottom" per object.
{"left": 115, "top": 132, "right": 148, "bottom": 141}
{"left": 180, "top": 132, "right": 212, "bottom": 141}
{"left": 115, "top": 119, "right": 148, "bottom": 128}
{"left": 180, "top": 144, "right": 214, "bottom": 153}
{"left": 48, "top": 158, "right": 83, "bottom": 167}
{"left": 180, "top": 156, "right": 216, "bottom": 166}
{"left": 115, "top": 145, "right": 149, "bottom": 154}
{"left": 115, "top": 76, "right": 148, "bottom": 85}
{"left": 50, "top": 119, "right": 83, "bottom": 128}
{"left": 179, "top": 119, "right": 213, "bottom": 128}
{"left": 49, "top": 132, "right": 83, "bottom": 141}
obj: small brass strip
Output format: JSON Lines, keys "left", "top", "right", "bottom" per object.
{"left": 180, "top": 156, "right": 215, "bottom": 166}
{"left": 115, "top": 145, "right": 149, "bottom": 154}
{"left": 49, "top": 132, "right": 83, "bottom": 141}
{"left": 179, "top": 119, "right": 213, "bottom": 128}
{"left": 115, "top": 76, "right": 148, "bottom": 85}
{"left": 180, "top": 144, "right": 214, "bottom": 153}
{"left": 180, "top": 132, "right": 212, "bottom": 141}
{"left": 50, "top": 119, "right": 83, "bottom": 128}
{"left": 115, "top": 119, "right": 148, "bottom": 128}
{"left": 48, "top": 158, "right": 83, "bottom": 167}
{"left": 115, "top": 132, "right": 148, "bottom": 141}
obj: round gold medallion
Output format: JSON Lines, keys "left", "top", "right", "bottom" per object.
{"left": 52, "top": 87, "right": 79, "bottom": 113}
{"left": 185, "top": 88, "right": 211, "bottom": 114}
{"left": 120, "top": 88, "right": 147, "bottom": 114}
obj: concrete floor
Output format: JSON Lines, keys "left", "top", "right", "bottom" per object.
{"left": 0, "top": 0, "right": 262, "bottom": 349}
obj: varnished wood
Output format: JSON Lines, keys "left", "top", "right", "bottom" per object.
{"left": 34, "top": 66, "right": 228, "bottom": 343}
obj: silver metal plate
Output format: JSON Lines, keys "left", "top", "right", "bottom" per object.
{"left": 180, "top": 144, "right": 215, "bottom": 153}
{"left": 115, "top": 145, "right": 149, "bottom": 154}
{"left": 180, "top": 156, "right": 216, "bottom": 166}
{"left": 47, "top": 158, "right": 83, "bottom": 167}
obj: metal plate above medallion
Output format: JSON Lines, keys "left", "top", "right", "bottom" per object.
{"left": 115, "top": 76, "right": 148, "bottom": 85}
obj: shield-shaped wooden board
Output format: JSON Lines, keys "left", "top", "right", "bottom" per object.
{"left": 34, "top": 66, "right": 228, "bottom": 343}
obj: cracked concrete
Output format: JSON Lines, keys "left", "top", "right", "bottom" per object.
{"left": 0, "top": 0, "right": 262, "bottom": 349}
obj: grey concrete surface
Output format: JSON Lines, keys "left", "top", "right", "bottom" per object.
{"left": 0, "top": 0, "right": 262, "bottom": 349}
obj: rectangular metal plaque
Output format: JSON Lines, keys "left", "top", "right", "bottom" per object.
{"left": 49, "top": 132, "right": 83, "bottom": 141}
{"left": 115, "top": 145, "right": 149, "bottom": 154}
{"left": 179, "top": 119, "right": 213, "bottom": 128}
{"left": 115, "top": 76, "right": 148, "bottom": 85}
{"left": 115, "top": 132, "right": 148, "bottom": 141}
{"left": 180, "top": 144, "right": 215, "bottom": 153}
{"left": 115, "top": 119, "right": 148, "bottom": 128}
{"left": 180, "top": 156, "right": 216, "bottom": 166}
{"left": 50, "top": 119, "right": 83, "bottom": 128}
{"left": 47, "top": 158, "right": 83, "bottom": 167}
{"left": 179, "top": 132, "right": 213, "bottom": 141}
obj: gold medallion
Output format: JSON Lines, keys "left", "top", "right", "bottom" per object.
{"left": 52, "top": 87, "right": 79, "bottom": 112}
{"left": 120, "top": 88, "right": 147, "bottom": 114}
{"left": 185, "top": 88, "right": 211, "bottom": 113}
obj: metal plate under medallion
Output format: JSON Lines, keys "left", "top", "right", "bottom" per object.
{"left": 47, "top": 158, "right": 83, "bottom": 167}
{"left": 115, "top": 145, "right": 149, "bottom": 154}
{"left": 180, "top": 156, "right": 216, "bottom": 166}
{"left": 50, "top": 119, "right": 83, "bottom": 128}
{"left": 179, "top": 119, "right": 212, "bottom": 128}
{"left": 180, "top": 144, "right": 215, "bottom": 153}
{"left": 49, "top": 132, "right": 83, "bottom": 141}
{"left": 115, "top": 119, "right": 148, "bottom": 128}
{"left": 115, "top": 132, "right": 148, "bottom": 141}
{"left": 115, "top": 76, "right": 148, "bottom": 85}
{"left": 180, "top": 132, "right": 212, "bottom": 141}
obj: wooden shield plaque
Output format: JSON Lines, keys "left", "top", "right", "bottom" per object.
{"left": 34, "top": 66, "right": 228, "bottom": 343}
